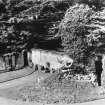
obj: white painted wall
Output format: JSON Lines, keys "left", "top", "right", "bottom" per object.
{"left": 28, "top": 49, "right": 73, "bottom": 70}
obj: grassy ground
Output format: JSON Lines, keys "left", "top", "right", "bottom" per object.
{"left": 0, "top": 70, "right": 105, "bottom": 104}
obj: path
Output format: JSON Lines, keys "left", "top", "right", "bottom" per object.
{"left": 0, "top": 70, "right": 36, "bottom": 89}
{"left": 0, "top": 69, "right": 50, "bottom": 89}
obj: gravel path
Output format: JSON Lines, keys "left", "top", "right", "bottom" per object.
{"left": 0, "top": 70, "right": 36, "bottom": 89}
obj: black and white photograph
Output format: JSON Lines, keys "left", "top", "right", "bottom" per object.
{"left": 0, "top": 0, "right": 105, "bottom": 105}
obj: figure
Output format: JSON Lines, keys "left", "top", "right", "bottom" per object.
{"left": 95, "top": 55, "right": 103, "bottom": 86}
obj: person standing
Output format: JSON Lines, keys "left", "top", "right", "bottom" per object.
{"left": 95, "top": 55, "right": 103, "bottom": 86}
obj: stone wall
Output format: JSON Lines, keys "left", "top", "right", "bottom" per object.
{"left": 0, "top": 51, "right": 25, "bottom": 71}
{"left": 28, "top": 48, "right": 73, "bottom": 71}
{"left": 0, "top": 56, "right": 5, "bottom": 71}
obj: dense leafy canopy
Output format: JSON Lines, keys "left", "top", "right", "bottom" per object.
{"left": 57, "top": 4, "right": 105, "bottom": 72}
{"left": 0, "top": 0, "right": 105, "bottom": 72}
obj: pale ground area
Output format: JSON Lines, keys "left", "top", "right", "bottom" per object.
{"left": 0, "top": 93, "right": 105, "bottom": 105}
{"left": 0, "top": 71, "right": 104, "bottom": 105}
{"left": 0, "top": 70, "right": 36, "bottom": 89}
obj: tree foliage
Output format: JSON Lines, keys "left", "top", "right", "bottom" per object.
{"left": 0, "top": 0, "right": 70, "bottom": 53}
{"left": 0, "top": 22, "right": 32, "bottom": 53}
{"left": 73, "top": 0, "right": 105, "bottom": 10}
{"left": 1, "top": 0, "right": 105, "bottom": 64}
{"left": 57, "top": 4, "right": 105, "bottom": 72}
{"left": 58, "top": 4, "right": 94, "bottom": 62}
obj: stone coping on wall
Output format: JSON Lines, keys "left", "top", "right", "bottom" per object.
{"left": 0, "top": 67, "right": 35, "bottom": 83}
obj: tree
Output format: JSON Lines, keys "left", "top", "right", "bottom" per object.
{"left": 38, "top": 0, "right": 69, "bottom": 38}
{"left": 58, "top": 4, "right": 93, "bottom": 62}
{"left": 57, "top": 4, "right": 105, "bottom": 72}
{"left": 0, "top": 21, "right": 32, "bottom": 53}
{"left": 76, "top": 0, "right": 105, "bottom": 10}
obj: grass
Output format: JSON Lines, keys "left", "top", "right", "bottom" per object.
{"left": 0, "top": 70, "right": 105, "bottom": 104}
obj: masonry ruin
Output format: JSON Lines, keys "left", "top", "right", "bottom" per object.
{"left": 0, "top": 49, "right": 28, "bottom": 72}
